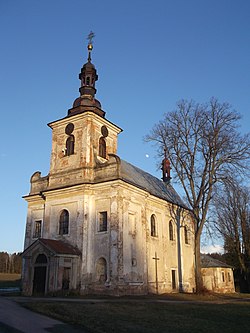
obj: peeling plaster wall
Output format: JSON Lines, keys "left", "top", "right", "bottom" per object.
{"left": 24, "top": 180, "right": 195, "bottom": 295}
{"left": 48, "top": 112, "right": 121, "bottom": 188}
{"left": 202, "top": 267, "right": 235, "bottom": 293}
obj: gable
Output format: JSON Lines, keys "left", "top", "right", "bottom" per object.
{"left": 22, "top": 238, "right": 81, "bottom": 257}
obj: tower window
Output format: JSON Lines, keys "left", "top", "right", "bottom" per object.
{"left": 99, "top": 137, "right": 106, "bottom": 159}
{"left": 150, "top": 214, "right": 157, "bottom": 237}
{"left": 86, "top": 76, "right": 90, "bottom": 85}
{"left": 33, "top": 220, "right": 42, "bottom": 238}
{"left": 59, "top": 210, "right": 69, "bottom": 235}
{"left": 169, "top": 220, "right": 174, "bottom": 241}
{"left": 98, "top": 211, "right": 107, "bottom": 232}
{"left": 66, "top": 135, "right": 75, "bottom": 156}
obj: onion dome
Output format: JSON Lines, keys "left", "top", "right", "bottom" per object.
{"left": 68, "top": 32, "right": 105, "bottom": 118}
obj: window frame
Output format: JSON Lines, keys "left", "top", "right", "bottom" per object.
{"left": 184, "top": 225, "right": 189, "bottom": 244}
{"left": 150, "top": 214, "right": 157, "bottom": 237}
{"left": 169, "top": 220, "right": 174, "bottom": 241}
{"left": 66, "top": 135, "right": 75, "bottom": 156}
{"left": 33, "top": 220, "right": 42, "bottom": 238}
{"left": 98, "top": 137, "right": 107, "bottom": 159}
{"left": 59, "top": 209, "right": 69, "bottom": 235}
{"left": 98, "top": 211, "right": 108, "bottom": 232}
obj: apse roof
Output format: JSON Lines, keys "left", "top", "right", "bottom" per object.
{"left": 120, "top": 160, "right": 188, "bottom": 209}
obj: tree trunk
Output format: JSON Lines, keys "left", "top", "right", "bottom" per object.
{"left": 195, "top": 233, "right": 203, "bottom": 293}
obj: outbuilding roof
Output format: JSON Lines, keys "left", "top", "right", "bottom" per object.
{"left": 201, "top": 254, "right": 233, "bottom": 268}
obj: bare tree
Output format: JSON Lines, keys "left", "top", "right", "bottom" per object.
{"left": 213, "top": 179, "right": 250, "bottom": 291}
{"left": 145, "top": 98, "right": 250, "bottom": 292}
{"left": 0, "top": 252, "right": 10, "bottom": 273}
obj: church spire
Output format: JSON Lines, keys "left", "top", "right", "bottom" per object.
{"left": 79, "top": 31, "right": 98, "bottom": 97}
{"left": 68, "top": 32, "right": 105, "bottom": 118}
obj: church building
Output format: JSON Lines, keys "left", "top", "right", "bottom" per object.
{"left": 22, "top": 34, "right": 196, "bottom": 296}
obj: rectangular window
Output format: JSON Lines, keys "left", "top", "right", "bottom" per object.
{"left": 222, "top": 272, "right": 225, "bottom": 282}
{"left": 98, "top": 211, "right": 107, "bottom": 232}
{"left": 33, "top": 220, "right": 42, "bottom": 238}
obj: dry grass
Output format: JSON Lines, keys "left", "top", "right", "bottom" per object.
{"left": 0, "top": 273, "right": 21, "bottom": 281}
{"left": 0, "top": 273, "right": 21, "bottom": 288}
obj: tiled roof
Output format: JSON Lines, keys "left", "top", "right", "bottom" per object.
{"left": 120, "top": 160, "right": 188, "bottom": 208}
{"left": 201, "top": 254, "right": 233, "bottom": 268}
{"left": 39, "top": 238, "right": 81, "bottom": 256}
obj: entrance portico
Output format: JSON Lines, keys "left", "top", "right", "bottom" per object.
{"left": 22, "top": 238, "right": 81, "bottom": 295}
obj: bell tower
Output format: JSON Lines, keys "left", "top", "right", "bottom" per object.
{"left": 47, "top": 32, "right": 122, "bottom": 187}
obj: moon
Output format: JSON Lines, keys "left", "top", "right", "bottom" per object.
{"left": 145, "top": 154, "right": 149, "bottom": 158}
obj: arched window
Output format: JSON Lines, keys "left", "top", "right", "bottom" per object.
{"left": 184, "top": 226, "right": 189, "bottom": 244}
{"left": 150, "top": 214, "right": 157, "bottom": 237}
{"left": 35, "top": 254, "right": 47, "bottom": 264}
{"left": 169, "top": 221, "right": 174, "bottom": 241}
{"left": 59, "top": 210, "right": 69, "bottom": 235}
{"left": 99, "top": 137, "right": 106, "bottom": 159}
{"left": 66, "top": 135, "right": 75, "bottom": 156}
{"left": 96, "top": 257, "right": 107, "bottom": 283}
{"left": 86, "top": 76, "right": 90, "bottom": 85}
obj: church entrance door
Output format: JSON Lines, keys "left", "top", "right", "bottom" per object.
{"left": 33, "top": 254, "right": 47, "bottom": 295}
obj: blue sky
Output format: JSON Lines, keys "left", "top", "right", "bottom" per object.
{"left": 1, "top": 0, "right": 250, "bottom": 253}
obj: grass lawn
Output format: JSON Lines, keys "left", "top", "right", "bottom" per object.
{"left": 22, "top": 297, "right": 250, "bottom": 333}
